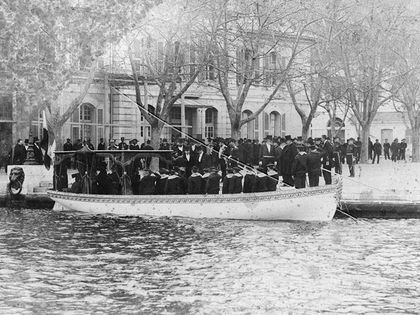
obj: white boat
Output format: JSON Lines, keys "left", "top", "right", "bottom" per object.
{"left": 48, "top": 185, "right": 340, "bottom": 221}
{"left": 48, "top": 148, "right": 341, "bottom": 221}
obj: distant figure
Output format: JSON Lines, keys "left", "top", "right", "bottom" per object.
{"left": 33, "top": 137, "right": 43, "bottom": 165}
{"left": 11, "top": 139, "right": 26, "bottom": 165}
{"left": 399, "top": 139, "right": 407, "bottom": 161}
{"left": 64, "top": 138, "right": 73, "bottom": 151}
{"left": 118, "top": 137, "right": 128, "bottom": 150}
{"left": 391, "top": 139, "right": 399, "bottom": 162}
{"left": 372, "top": 139, "right": 382, "bottom": 164}
{"left": 346, "top": 138, "right": 357, "bottom": 177}
{"left": 129, "top": 139, "right": 140, "bottom": 150}
{"left": 97, "top": 138, "right": 106, "bottom": 150}
{"left": 383, "top": 139, "right": 390, "bottom": 160}
{"left": 321, "top": 135, "right": 333, "bottom": 185}
{"left": 368, "top": 137, "right": 373, "bottom": 160}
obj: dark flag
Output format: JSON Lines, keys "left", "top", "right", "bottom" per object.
{"left": 40, "top": 110, "right": 55, "bottom": 170}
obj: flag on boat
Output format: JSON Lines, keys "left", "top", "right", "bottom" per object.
{"left": 40, "top": 110, "right": 55, "bottom": 170}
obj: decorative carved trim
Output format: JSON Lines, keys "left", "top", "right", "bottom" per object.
{"left": 47, "top": 185, "right": 338, "bottom": 204}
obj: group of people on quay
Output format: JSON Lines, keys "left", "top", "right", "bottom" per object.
{"left": 370, "top": 138, "right": 408, "bottom": 163}
{"left": 58, "top": 134, "right": 369, "bottom": 196}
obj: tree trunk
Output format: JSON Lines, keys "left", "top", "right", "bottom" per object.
{"left": 53, "top": 126, "right": 63, "bottom": 151}
{"left": 360, "top": 124, "right": 370, "bottom": 163}
{"left": 301, "top": 123, "right": 310, "bottom": 140}
{"left": 411, "top": 127, "right": 420, "bottom": 162}
{"left": 150, "top": 120, "right": 164, "bottom": 171}
{"left": 230, "top": 112, "right": 241, "bottom": 140}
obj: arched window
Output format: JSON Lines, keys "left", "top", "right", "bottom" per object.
{"left": 269, "top": 111, "right": 281, "bottom": 137}
{"left": 79, "top": 103, "right": 96, "bottom": 144}
{"left": 263, "top": 112, "right": 270, "bottom": 137}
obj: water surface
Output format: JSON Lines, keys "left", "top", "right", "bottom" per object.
{"left": 0, "top": 208, "right": 419, "bottom": 314}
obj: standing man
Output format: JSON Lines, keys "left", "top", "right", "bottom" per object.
{"left": 307, "top": 145, "right": 322, "bottom": 187}
{"left": 292, "top": 145, "right": 308, "bottom": 189}
{"left": 383, "top": 139, "right": 390, "bottom": 160}
{"left": 280, "top": 135, "right": 298, "bottom": 187}
{"left": 259, "top": 137, "right": 275, "bottom": 172}
{"left": 399, "top": 139, "right": 407, "bottom": 161}
{"left": 346, "top": 138, "right": 357, "bottom": 177}
{"left": 333, "top": 137, "right": 342, "bottom": 175}
{"left": 321, "top": 135, "right": 334, "bottom": 185}
{"left": 368, "top": 137, "right": 373, "bottom": 161}
{"left": 372, "top": 139, "right": 382, "bottom": 164}
{"left": 391, "top": 138, "right": 399, "bottom": 162}
{"left": 354, "top": 137, "right": 362, "bottom": 163}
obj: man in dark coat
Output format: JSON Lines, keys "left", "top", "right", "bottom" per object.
{"left": 321, "top": 135, "right": 334, "bottom": 185}
{"left": 391, "top": 138, "right": 399, "bottom": 162}
{"left": 195, "top": 146, "right": 212, "bottom": 173}
{"left": 259, "top": 137, "right": 276, "bottom": 172}
{"left": 368, "top": 137, "right": 373, "bottom": 160}
{"left": 266, "top": 164, "right": 279, "bottom": 191}
{"left": 138, "top": 169, "right": 159, "bottom": 195}
{"left": 205, "top": 168, "right": 221, "bottom": 194}
{"left": 243, "top": 168, "right": 256, "bottom": 193}
{"left": 332, "top": 137, "right": 342, "bottom": 175}
{"left": 346, "top": 138, "right": 357, "bottom": 177}
{"left": 232, "top": 167, "right": 243, "bottom": 194}
{"left": 280, "top": 135, "right": 297, "bottom": 187}
{"left": 292, "top": 145, "right": 308, "bottom": 189}
{"left": 118, "top": 137, "right": 128, "bottom": 150}
{"left": 12, "top": 139, "right": 26, "bottom": 165}
{"left": 97, "top": 138, "right": 106, "bottom": 150}
{"left": 399, "top": 139, "right": 407, "bottom": 161}
{"left": 155, "top": 169, "right": 169, "bottom": 194}
{"left": 64, "top": 138, "right": 73, "bottom": 151}
{"left": 33, "top": 137, "right": 43, "bottom": 165}
{"left": 307, "top": 145, "right": 322, "bottom": 187}
{"left": 129, "top": 139, "right": 140, "bottom": 150}
{"left": 383, "top": 139, "right": 390, "bottom": 160}
{"left": 187, "top": 166, "right": 204, "bottom": 194}
{"left": 372, "top": 139, "right": 382, "bottom": 164}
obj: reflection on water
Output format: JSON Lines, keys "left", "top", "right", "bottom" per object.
{"left": 0, "top": 208, "right": 419, "bottom": 314}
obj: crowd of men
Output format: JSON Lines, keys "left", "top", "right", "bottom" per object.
{"left": 63, "top": 134, "right": 367, "bottom": 195}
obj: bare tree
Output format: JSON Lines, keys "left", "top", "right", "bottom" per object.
{"left": 390, "top": 35, "right": 420, "bottom": 161}
{"left": 208, "top": 0, "right": 316, "bottom": 139}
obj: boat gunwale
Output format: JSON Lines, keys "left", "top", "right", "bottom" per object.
{"left": 47, "top": 185, "right": 338, "bottom": 204}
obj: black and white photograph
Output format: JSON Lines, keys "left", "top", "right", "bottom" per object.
{"left": 0, "top": 0, "right": 419, "bottom": 313}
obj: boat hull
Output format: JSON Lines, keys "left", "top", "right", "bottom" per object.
{"left": 48, "top": 185, "right": 339, "bottom": 221}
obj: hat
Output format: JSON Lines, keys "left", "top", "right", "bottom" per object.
{"left": 297, "top": 136, "right": 303, "bottom": 141}
{"left": 285, "top": 135, "right": 292, "bottom": 141}
{"left": 266, "top": 163, "right": 275, "bottom": 169}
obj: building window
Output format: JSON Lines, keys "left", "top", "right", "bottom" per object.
{"left": 97, "top": 109, "right": 103, "bottom": 124}
{"left": 146, "top": 126, "right": 151, "bottom": 138}
{"left": 140, "top": 126, "right": 144, "bottom": 137}
{"left": 0, "top": 95, "right": 12, "bottom": 120}
{"left": 281, "top": 113, "right": 286, "bottom": 137}
{"left": 80, "top": 103, "right": 94, "bottom": 122}
{"left": 205, "top": 126, "right": 214, "bottom": 139}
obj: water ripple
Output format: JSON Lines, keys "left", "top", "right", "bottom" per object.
{"left": 0, "top": 208, "right": 419, "bottom": 314}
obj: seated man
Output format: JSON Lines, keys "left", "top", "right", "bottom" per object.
{"left": 96, "top": 162, "right": 111, "bottom": 194}
{"left": 243, "top": 167, "right": 256, "bottom": 193}
{"left": 108, "top": 165, "right": 121, "bottom": 195}
{"left": 222, "top": 168, "right": 235, "bottom": 194}
{"left": 70, "top": 173, "right": 83, "bottom": 193}
{"left": 266, "top": 164, "right": 279, "bottom": 191}
{"left": 232, "top": 167, "right": 243, "bottom": 194}
{"left": 155, "top": 168, "right": 169, "bottom": 195}
{"left": 201, "top": 168, "right": 211, "bottom": 194}
{"left": 138, "top": 169, "right": 159, "bottom": 195}
{"left": 205, "top": 167, "right": 221, "bottom": 194}
{"left": 255, "top": 167, "right": 268, "bottom": 192}
{"left": 165, "top": 168, "right": 186, "bottom": 195}
{"left": 187, "top": 166, "right": 203, "bottom": 194}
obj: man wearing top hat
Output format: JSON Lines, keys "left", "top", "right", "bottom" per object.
{"left": 33, "top": 137, "right": 43, "bottom": 165}
{"left": 259, "top": 136, "right": 276, "bottom": 172}
{"left": 307, "top": 145, "right": 322, "bottom": 187}
{"left": 280, "top": 135, "right": 297, "bottom": 187}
